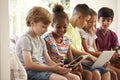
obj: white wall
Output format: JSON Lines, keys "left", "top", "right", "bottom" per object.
{"left": 0, "top": 0, "right": 10, "bottom": 80}
{"left": 70, "top": 0, "right": 118, "bottom": 38}
{"left": 117, "top": 0, "right": 120, "bottom": 42}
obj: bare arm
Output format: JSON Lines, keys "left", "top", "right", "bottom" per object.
{"left": 71, "top": 47, "right": 97, "bottom": 62}
{"left": 82, "top": 38, "right": 100, "bottom": 57}
{"left": 22, "top": 50, "right": 54, "bottom": 71}
{"left": 22, "top": 50, "right": 70, "bottom": 74}
{"left": 93, "top": 40, "right": 101, "bottom": 56}
{"left": 67, "top": 46, "right": 74, "bottom": 63}
{"left": 93, "top": 40, "right": 98, "bottom": 51}
{"left": 45, "top": 41, "right": 57, "bottom": 64}
{"left": 45, "top": 41, "right": 63, "bottom": 63}
{"left": 71, "top": 47, "right": 88, "bottom": 56}
{"left": 43, "top": 51, "right": 56, "bottom": 66}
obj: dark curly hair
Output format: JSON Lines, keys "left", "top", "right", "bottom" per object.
{"left": 52, "top": 3, "right": 69, "bottom": 23}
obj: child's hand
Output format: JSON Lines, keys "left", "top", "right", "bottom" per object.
{"left": 53, "top": 63, "right": 71, "bottom": 75}
{"left": 88, "top": 55, "right": 97, "bottom": 62}
{"left": 103, "top": 61, "right": 110, "bottom": 68}
{"left": 111, "top": 53, "right": 120, "bottom": 61}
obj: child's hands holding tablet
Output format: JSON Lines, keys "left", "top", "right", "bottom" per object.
{"left": 66, "top": 55, "right": 89, "bottom": 68}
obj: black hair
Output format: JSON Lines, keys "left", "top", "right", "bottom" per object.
{"left": 52, "top": 3, "right": 69, "bottom": 23}
{"left": 72, "top": 3, "right": 90, "bottom": 17}
{"left": 98, "top": 7, "right": 114, "bottom": 20}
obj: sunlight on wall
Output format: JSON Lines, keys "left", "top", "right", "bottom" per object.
{"left": 9, "top": 0, "right": 70, "bottom": 39}
{"left": 117, "top": 0, "right": 120, "bottom": 43}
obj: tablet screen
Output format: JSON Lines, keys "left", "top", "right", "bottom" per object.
{"left": 67, "top": 55, "right": 89, "bottom": 68}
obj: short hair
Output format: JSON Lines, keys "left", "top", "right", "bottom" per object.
{"left": 72, "top": 4, "right": 90, "bottom": 17}
{"left": 26, "top": 6, "right": 52, "bottom": 27}
{"left": 98, "top": 7, "right": 114, "bottom": 20}
{"left": 52, "top": 3, "right": 69, "bottom": 23}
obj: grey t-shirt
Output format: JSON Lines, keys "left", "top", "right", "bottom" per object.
{"left": 16, "top": 32, "right": 47, "bottom": 68}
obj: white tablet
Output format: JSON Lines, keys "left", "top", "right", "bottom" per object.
{"left": 91, "top": 51, "right": 115, "bottom": 68}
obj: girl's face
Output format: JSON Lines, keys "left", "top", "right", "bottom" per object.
{"left": 32, "top": 21, "right": 49, "bottom": 36}
{"left": 86, "top": 16, "right": 97, "bottom": 30}
{"left": 52, "top": 18, "right": 68, "bottom": 37}
{"left": 98, "top": 17, "right": 112, "bottom": 31}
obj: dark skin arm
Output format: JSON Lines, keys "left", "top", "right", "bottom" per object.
{"left": 67, "top": 46, "right": 74, "bottom": 63}
{"left": 82, "top": 38, "right": 101, "bottom": 57}
{"left": 45, "top": 41, "right": 63, "bottom": 63}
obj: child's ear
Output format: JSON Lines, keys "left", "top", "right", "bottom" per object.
{"left": 30, "top": 20, "right": 34, "bottom": 26}
{"left": 78, "top": 15, "right": 82, "bottom": 20}
{"left": 78, "top": 13, "right": 82, "bottom": 20}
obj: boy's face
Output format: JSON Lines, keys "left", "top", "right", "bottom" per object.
{"left": 52, "top": 18, "right": 68, "bottom": 37}
{"left": 77, "top": 14, "right": 91, "bottom": 29}
{"left": 98, "top": 17, "right": 112, "bottom": 31}
{"left": 32, "top": 21, "right": 49, "bottom": 36}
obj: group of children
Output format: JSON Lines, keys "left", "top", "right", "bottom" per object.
{"left": 16, "top": 3, "right": 120, "bottom": 80}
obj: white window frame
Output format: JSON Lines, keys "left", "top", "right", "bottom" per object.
{"left": 0, "top": 0, "right": 10, "bottom": 80}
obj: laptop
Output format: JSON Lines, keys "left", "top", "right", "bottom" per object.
{"left": 82, "top": 51, "right": 115, "bottom": 68}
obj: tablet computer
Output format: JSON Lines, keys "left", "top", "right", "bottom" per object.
{"left": 82, "top": 51, "right": 115, "bottom": 69}
{"left": 91, "top": 51, "right": 115, "bottom": 68}
{"left": 67, "top": 55, "right": 89, "bottom": 68}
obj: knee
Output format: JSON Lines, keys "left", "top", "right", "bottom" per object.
{"left": 49, "top": 74, "right": 68, "bottom": 80}
{"left": 101, "top": 72, "right": 111, "bottom": 80}
{"left": 83, "top": 70, "right": 92, "bottom": 75}
{"left": 67, "top": 72, "right": 80, "bottom": 80}
{"left": 82, "top": 70, "right": 92, "bottom": 80}
{"left": 68, "top": 73, "right": 80, "bottom": 80}
{"left": 55, "top": 77, "right": 67, "bottom": 80}
{"left": 92, "top": 70, "right": 101, "bottom": 76}
{"left": 104, "top": 71, "right": 111, "bottom": 77}
{"left": 73, "top": 75, "right": 80, "bottom": 80}
{"left": 60, "top": 77, "right": 68, "bottom": 80}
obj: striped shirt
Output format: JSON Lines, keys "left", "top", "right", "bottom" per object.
{"left": 43, "top": 32, "right": 71, "bottom": 61}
